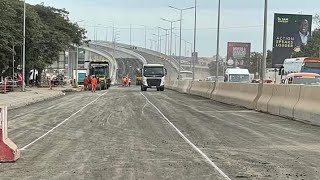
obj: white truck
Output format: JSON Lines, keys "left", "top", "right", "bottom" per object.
{"left": 224, "top": 67, "right": 250, "bottom": 83}
{"left": 141, "top": 64, "right": 167, "bottom": 91}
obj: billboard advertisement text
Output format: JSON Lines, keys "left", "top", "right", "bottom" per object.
{"left": 272, "top": 13, "right": 312, "bottom": 67}
{"left": 226, "top": 42, "right": 251, "bottom": 68}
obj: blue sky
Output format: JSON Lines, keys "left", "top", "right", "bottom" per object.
{"left": 28, "top": 0, "right": 320, "bottom": 57}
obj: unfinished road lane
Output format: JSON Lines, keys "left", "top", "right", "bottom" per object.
{"left": 142, "top": 89, "right": 320, "bottom": 179}
{"left": 0, "top": 87, "right": 226, "bottom": 180}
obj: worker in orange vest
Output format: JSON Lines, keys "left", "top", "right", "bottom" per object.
{"left": 91, "top": 75, "right": 97, "bottom": 93}
{"left": 83, "top": 75, "right": 89, "bottom": 91}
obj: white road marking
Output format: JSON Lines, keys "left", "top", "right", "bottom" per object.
{"left": 46, "top": 105, "right": 55, "bottom": 110}
{"left": 20, "top": 91, "right": 108, "bottom": 151}
{"left": 200, "top": 110, "right": 257, "bottom": 113}
{"left": 140, "top": 92, "right": 231, "bottom": 180}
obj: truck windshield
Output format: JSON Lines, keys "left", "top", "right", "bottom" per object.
{"left": 90, "top": 65, "right": 108, "bottom": 77}
{"left": 229, "top": 74, "right": 250, "bottom": 82}
{"left": 144, "top": 67, "right": 164, "bottom": 77}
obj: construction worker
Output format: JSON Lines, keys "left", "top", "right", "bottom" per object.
{"left": 83, "top": 75, "right": 89, "bottom": 91}
{"left": 128, "top": 78, "right": 131, "bottom": 87}
{"left": 91, "top": 75, "right": 97, "bottom": 93}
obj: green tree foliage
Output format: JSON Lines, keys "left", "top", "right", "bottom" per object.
{"left": 0, "top": 0, "right": 87, "bottom": 77}
{"left": 208, "top": 60, "right": 224, "bottom": 76}
{"left": 292, "top": 14, "right": 320, "bottom": 58}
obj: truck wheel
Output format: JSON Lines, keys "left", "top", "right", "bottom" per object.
{"left": 160, "top": 87, "right": 164, "bottom": 91}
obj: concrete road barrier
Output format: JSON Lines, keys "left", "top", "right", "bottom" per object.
{"left": 267, "top": 85, "right": 287, "bottom": 116}
{"left": 176, "top": 81, "right": 191, "bottom": 94}
{"left": 0, "top": 106, "right": 20, "bottom": 162}
{"left": 212, "top": 83, "right": 259, "bottom": 109}
{"left": 166, "top": 80, "right": 174, "bottom": 89}
{"left": 257, "top": 84, "right": 274, "bottom": 112}
{"left": 294, "top": 86, "right": 320, "bottom": 126}
{"left": 189, "top": 81, "right": 215, "bottom": 98}
{"left": 171, "top": 81, "right": 179, "bottom": 91}
{"left": 279, "top": 85, "right": 302, "bottom": 118}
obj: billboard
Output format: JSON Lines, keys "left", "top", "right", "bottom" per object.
{"left": 226, "top": 42, "right": 251, "bottom": 68}
{"left": 272, "top": 13, "right": 312, "bottom": 67}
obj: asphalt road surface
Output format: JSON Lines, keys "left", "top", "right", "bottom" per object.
{"left": 1, "top": 87, "right": 319, "bottom": 179}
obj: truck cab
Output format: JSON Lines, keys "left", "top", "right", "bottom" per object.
{"left": 85, "top": 59, "right": 111, "bottom": 90}
{"left": 141, "top": 64, "right": 167, "bottom": 91}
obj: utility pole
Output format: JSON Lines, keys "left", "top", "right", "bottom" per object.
{"left": 105, "top": 27, "right": 108, "bottom": 41}
{"left": 22, "top": 0, "right": 26, "bottom": 91}
{"left": 215, "top": 0, "right": 221, "bottom": 82}
{"left": 76, "top": 46, "right": 79, "bottom": 85}
{"left": 161, "top": 18, "right": 180, "bottom": 64}
{"left": 262, "top": 0, "right": 268, "bottom": 80}
{"left": 175, "top": 34, "right": 177, "bottom": 56}
{"left": 169, "top": 5, "right": 195, "bottom": 80}
{"left": 12, "top": 41, "right": 15, "bottom": 87}
{"left": 157, "top": 27, "right": 160, "bottom": 52}
{"left": 193, "top": 0, "right": 197, "bottom": 80}
{"left": 130, "top": 24, "right": 132, "bottom": 46}
{"left": 144, "top": 26, "right": 147, "bottom": 49}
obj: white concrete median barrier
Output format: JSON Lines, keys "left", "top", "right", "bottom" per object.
{"left": 267, "top": 85, "right": 286, "bottom": 116}
{"left": 256, "top": 84, "right": 274, "bottom": 112}
{"left": 166, "top": 80, "right": 174, "bottom": 89}
{"left": 294, "top": 86, "right": 320, "bottom": 126}
{"left": 279, "top": 85, "right": 302, "bottom": 118}
{"left": 171, "top": 81, "right": 179, "bottom": 91}
{"left": 176, "top": 81, "right": 192, "bottom": 94}
{"left": 189, "top": 81, "right": 215, "bottom": 98}
{"left": 0, "top": 106, "right": 20, "bottom": 162}
{"left": 212, "top": 83, "right": 259, "bottom": 109}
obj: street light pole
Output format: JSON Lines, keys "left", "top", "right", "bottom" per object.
{"left": 12, "top": 41, "right": 15, "bottom": 87}
{"left": 215, "top": 0, "right": 221, "bottom": 82}
{"left": 161, "top": 18, "right": 180, "bottom": 64}
{"left": 193, "top": 0, "right": 197, "bottom": 80}
{"left": 22, "top": 0, "right": 26, "bottom": 91}
{"left": 179, "top": 10, "right": 182, "bottom": 79}
{"left": 159, "top": 27, "right": 170, "bottom": 56}
{"left": 130, "top": 24, "right": 132, "bottom": 46}
{"left": 170, "top": 22, "right": 173, "bottom": 62}
{"left": 262, "top": 0, "right": 268, "bottom": 80}
{"left": 144, "top": 26, "right": 147, "bottom": 49}
{"left": 76, "top": 46, "right": 79, "bottom": 85}
{"left": 169, "top": 5, "right": 195, "bottom": 80}
{"left": 105, "top": 27, "right": 108, "bottom": 41}
{"left": 175, "top": 34, "right": 177, "bottom": 56}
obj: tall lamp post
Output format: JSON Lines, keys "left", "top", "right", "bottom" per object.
{"left": 22, "top": 0, "right": 26, "bottom": 91}
{"left": 192, "top": 0, "right": 197, "bottom": 80}
{"left": 169, "top": 5, "right": 194, "bottom": 80}
{"left": 161, "top": 18, "right": 180, "bottom": 64}
{"left": 262, "top": 0, "right": 268, "bottom": 80}
{"left": 215, "top": 0, "right": 221, "bottom": 82}
{"left": 159, "top": 27, "right": 171, "bottom": 56}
